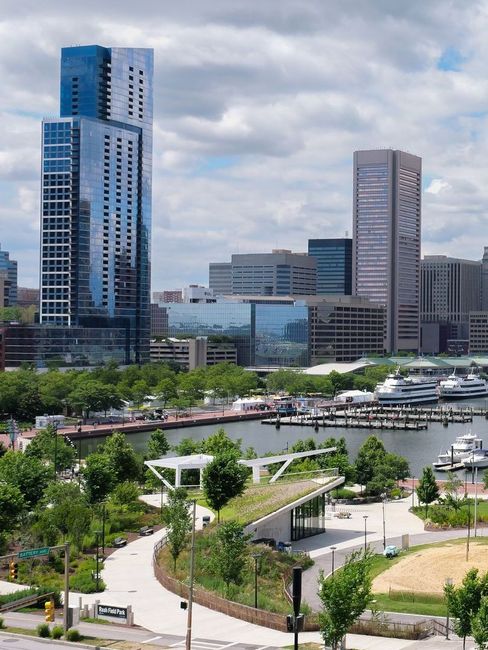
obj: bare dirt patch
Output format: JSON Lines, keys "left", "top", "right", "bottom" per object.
{"left": 372, "top": 542, "right": 488, "bottom": 595}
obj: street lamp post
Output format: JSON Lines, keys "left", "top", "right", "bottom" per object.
{"left": 330, "top": 546, "right": 337, "bottom": 576}
{"left": 53, "top": 422, "right": 59, "bottom": 481}
{"left": 412, "top": 476, "right": 415, "bottom": 508}
{"left": 101, "top": 503, "right": 106, "bottom": 556}
{"left": 95, "top": 531, "right": 101, "bottom": 592}
{"left": 363, "top": 516, "right": 368, "bottom": 554}
{"left": 474, "top": 466, "right": 479, "bottom": 538}
{"left": 445, "top": 577, "right": 453, "bottom": 639}
{"left": 251, "top": 553, "right": 262, "bottom": 609}
{"left": 381, "top": 493, "right": 387, "bottom": 550}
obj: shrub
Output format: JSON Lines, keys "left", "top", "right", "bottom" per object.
{"left": 36, "top": 623, "right": 51, "bottom": 638}
{"left": 333, "top": 487, "right": 357, "bottom": 500}
{"left": 51, "top": 625, "right": 63, "bottom": 639}
{"left": 66, "top": 628, "right": 82, "bottom": 642}
{"left": 0, "top": 616, "right": 4, "bottom": 629}
{"left": 69, "top": 558, "right": 105, "bottom": 593}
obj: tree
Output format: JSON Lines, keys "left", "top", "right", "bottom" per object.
{"left": 355, "top": 436, "right": 386, "bottom": 489}
{"left": 35, "top": 482, "right": 91, "bottom": 551}
{"left": 443, "top": 471, "right": 465, "bottom": 511}
{"left": 202, "top": 452, "right": 248, "bottom": 522}
{"left": 473, "top": 596, "right": 488, "bottom": 650}
{"left": 0, "top": 482, "right": 25, "bottom": 536}
{"left": 211, "top": 521, "right": 250, "bottom": 594}
{"left": 68, "top": 380, "right": 111, "bottom": 420}
{"left": 416, "top": 466, "right": 440, "bottom": 517}
{"left": 155, "top": 378, "right": 177, "bottom": 408}
{"left": 318, "top": 549, "right": 373, "bottom": 650}
{"left": 146, "top": 429, "right": 170, "bottom": 460}
{"left": 445, "top": 568, "right": 485, "bottom": 650}
{"left": 99, "top": 432, "right": 140, "bottom": 483}
{"left": 25, "top": 425, "right": 76, "bottom": 473}
{"left": 82, "top": 453, "right": 114, "bottom": 503}
{"left": 202, "top": 428, "right": 241, "bottom": 458}
{"left": 164, "top": 488, "right": 192, "bottom": 570}
{"left": 110, "top": 481, "right": 141, "bottom": 509}
{"left": 0, "top": 451, "right": 50, "bottom": 507}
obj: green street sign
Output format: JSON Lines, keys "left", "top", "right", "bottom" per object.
{"left": 18, "top": 547, "right": 50, "bottom": 559}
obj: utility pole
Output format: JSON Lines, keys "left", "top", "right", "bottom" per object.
{"left": 185, "top": 500, "right": 197, "bottom": 650}
{"left": 63, "top": 542, "right": 70, "bottom": 635}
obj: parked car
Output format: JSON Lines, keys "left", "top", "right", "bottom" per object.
{"left": 139, "top": 526, "right": 154, "bottom": 536}
{"left": 383, "top": 545, "right": 399, "bottom": 558}
{"left": 113, "top": 536, "right": 128, "bottom": 548}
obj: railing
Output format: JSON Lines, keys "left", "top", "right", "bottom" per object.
{"left": 0, "top": 591, "right": 55, "bottom": 613}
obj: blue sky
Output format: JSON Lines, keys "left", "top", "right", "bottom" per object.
{"left": 1, "top": 0, "right": 488, "bottom": 290}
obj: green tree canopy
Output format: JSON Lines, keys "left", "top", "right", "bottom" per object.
{"left": 25, "top": 425, "right": 76, "bottom": 473}
{"left": 211, "top": 520, "right": 250, "bottom": 593}
{"left": 146, "top": 429, "right": 170, "bottom": 460}
{"left": 164, "top": 488, "right": 192, "bottom": 570}
{"left": 82, "top": 453, "right": 114, "bottom": 503}
{"left": 416, "top": 466, "right": 440, "bottom": 516}
{"left": 0, "top": 482, "right": 25, "bottom": 536}
{"left": 318, "top": 549, "right": 373, "bottom": 650}
{"left": 202, "top": 452, "right": 248, "bottom": 521}
{"left": 99, "top": 431, "right": 140, "bottom": 483}
{"left": 0, "top": 450, "right": 51, "bottom": 507}
{"left": 202, "top": 428, "right": 241, "bottom": 458}
{"left": 445, "top": 568, "right": 487, "bottom": 650}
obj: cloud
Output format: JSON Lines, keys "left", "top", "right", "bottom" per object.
{"left": 0, "top": 0, "right": 487, "bottom": 288}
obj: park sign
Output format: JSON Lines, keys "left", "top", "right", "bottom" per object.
{"left": 97, "top": 604, "right": 128, "bottom": 620}
{"left": 18, "top": 547, "right": 50, "bottom": 559}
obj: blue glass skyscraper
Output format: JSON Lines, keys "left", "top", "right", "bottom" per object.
{"left": 308, "top": 238, "right": 352, "bottom": 295}
{"left": 40, "top": 45, "right": 153, "bottom": 363}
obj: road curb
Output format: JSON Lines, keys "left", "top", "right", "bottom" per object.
{"left": 0, "top": 629, "right": 110, "bottom": 649}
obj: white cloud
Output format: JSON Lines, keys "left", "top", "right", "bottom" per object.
{"left": 0, "top": 1, "right": 488, "bottom": 288}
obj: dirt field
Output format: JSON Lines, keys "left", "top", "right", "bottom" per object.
{"left": 372, "top": 541, "right": 488, "bottom": 595}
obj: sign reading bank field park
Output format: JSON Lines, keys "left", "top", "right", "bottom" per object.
{"left": 97, "top": 604, "right": 128, "bottom": 619}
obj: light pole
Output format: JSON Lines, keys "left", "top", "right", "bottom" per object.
{"left": 330, "top": 546, "right": 337, "bottom": 576}
{"left": 411, "top": 476, "right": 415, "bottom": 508}
{"left": 474, "top": 466, "right": 479, "bottom": 538}
{"left": 101, "top": 502, "right": 106, "bottom": 556}
{"left": 381, "top": 493, "right": 387, "bottom": 549}
{"left": 363, "top": 516, "right": 368, "bottom": 554}
{"left": 445, "top": 577, "right": 453, "bottom": 639}
{"left": 95, "top": 531, "right": 101, "bottom": 592}
{"left": 466, "top": 493, "right": 471, "bottom": 561}
{"left": 53, "top": 422, "right": 59, "bottom": 481}
{"left": 251, "top": 553, "right": 262, "bottom": 609}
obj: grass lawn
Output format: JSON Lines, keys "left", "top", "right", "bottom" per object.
{"left": 367, "top": 537, "right": 488, "bottom": 616}
{"left": 202, "top": 478, "right": 326, "bottom": 525}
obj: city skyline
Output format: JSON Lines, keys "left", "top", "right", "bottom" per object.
{"left": 2, "top": 1, "right": 488, "bottom": 290}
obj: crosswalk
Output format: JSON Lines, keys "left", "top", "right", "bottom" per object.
{"left": 169, "top": 640, "right": 275, "bottom": 650}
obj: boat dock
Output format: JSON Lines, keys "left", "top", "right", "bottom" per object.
{"left": 261, "top": 404, "right": 479, "bottom": 431}
{"left": 262, "top": 416, "right": 428, "bottom": 430}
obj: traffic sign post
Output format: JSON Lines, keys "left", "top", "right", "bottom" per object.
{"left": 18, "top": 547, "right": 50, "bottom": 560}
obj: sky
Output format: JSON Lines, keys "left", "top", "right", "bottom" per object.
{"left": 1, "top": 0, "right": 488, "bottom": 291}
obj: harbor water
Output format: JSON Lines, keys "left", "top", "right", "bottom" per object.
{"left": 79, "top": 397, "right": 488, "bottom": 478}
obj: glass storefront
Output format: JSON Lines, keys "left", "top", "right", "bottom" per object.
{"left": 290, "top": 494, "right": 326, "bottom": 541}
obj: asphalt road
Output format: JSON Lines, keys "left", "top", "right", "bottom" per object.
{"left": 1, "top": 612, "right": 281, "bottom": 650}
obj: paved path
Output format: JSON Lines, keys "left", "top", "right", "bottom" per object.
{"left": 293, "top": 495, "right": 488, "bottom": 612}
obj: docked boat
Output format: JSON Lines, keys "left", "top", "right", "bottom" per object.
{"left": 439, "top": 370, "right": 488, "bottom": 400}
{"left": 433, "top": 432, "right": 483, "bottom": 469}
{"left": 375, "top": 371, "right": 438, "bottom": 406}
{"left": 463, "top": 450, "right": 488, "bottom": 470}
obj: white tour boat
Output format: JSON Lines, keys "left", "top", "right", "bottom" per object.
{"left": 439, "top": 370, "right": 488, "bottom": 400}
{"left": 375, "top": 371, "right": 439, "bottom": 406}
{"left": 463, "top": 450, "right": 488, "bottom": 470}
{"left": 433, "top": 432, "right": 483, "bottom": 469}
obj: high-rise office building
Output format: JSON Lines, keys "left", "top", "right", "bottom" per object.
{"left": 308, "top": 238, "right": 352, "bottom": 295}
{"left": 209, "top": 251, "right": 316, "bottom": 296}
{"left": 353, "top": 149, "right": 421, "bottom": 353}
{"left": 39, "top": 45, "right": 153, "bottom": 363}
{"left": 209, "top": 262, "right": 232, "bottom": 295}
{"left": 421, "top": 255, "right": 481, "bottom": 326}
{"left": 482, "top": 247, "right": 488, "bottom": 311}
{"left": 0, "top": 244, "right": 17, "bottom": 306}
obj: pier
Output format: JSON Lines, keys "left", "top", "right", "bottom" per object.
{"left": 261, "top": 404, "right": 480, "bottom": 431}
